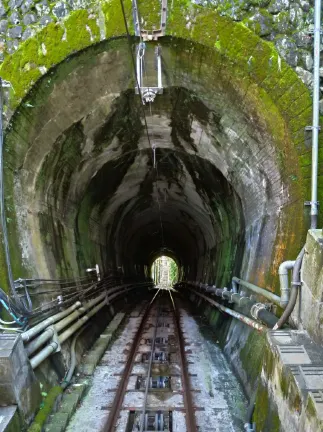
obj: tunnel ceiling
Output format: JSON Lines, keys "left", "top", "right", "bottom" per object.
{"left": 4, "top": 34, "right": 309, "bottom": 290}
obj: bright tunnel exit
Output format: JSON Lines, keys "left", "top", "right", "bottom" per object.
{"left": 151, "top": 256, "right": 178, "bottom": 287}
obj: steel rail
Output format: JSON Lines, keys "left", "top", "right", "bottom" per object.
{"left": 168, "top": 290, "right": 197, "bottom": 432}
{"left": 102, "top": 289, "right": 160, "bottom": 431}
{"left": 139, "top": 302, "right": 159, "bottom": 432}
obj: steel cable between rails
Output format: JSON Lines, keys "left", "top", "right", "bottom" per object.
{"left": 103, "top": 288, "right": 161, "bottom": 431}
{"left": 140, "top": 301, "right": 159, "bottom": 432}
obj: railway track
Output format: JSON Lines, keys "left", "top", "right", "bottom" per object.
{"left": 102, "top": 289, "right": 197, "bottom": 432}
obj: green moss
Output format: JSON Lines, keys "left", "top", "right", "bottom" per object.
{"left": 254, "top": 381, "right": 281, "bottom": 432}
{"left": 2, "top": 168, "right": 29, "bottom": 283}
{"left": 1, "top": 42, "right": 42, "bottom": 106}
{"left": 1, "top": 0, "right": 311, "bottom": 129}
{"left": 254, "top": 382, "right": 270, "bottom": 430}
{"left": 37, "top": 23, "right": 66, "bottom": 67}
{"left": 280, "top": 367, "right": 304, "bottom": 413}
{"left": 209, "top": 308, "right": 220, "bottom": 326}
{"left": 65, "top": 10, "right": 100, "bottom": 52}
{"left": 306, "top": 395, "right": 317, "bottom": 419}
{"left": 239, "top": 330, "right": 266, "bottom": 388}
{"left": 262, "top": 343, "right": 275, "bottom": 379}
{"left": 1, "top": 10, "right": 100, "bottom": 106}
{"left": 263, "top": 344, "right": 303, "bottom": 416}
{"left": 280, "top": 368, "right": 291, "bottom": 398}
{"left": 28, "top": 386, "right": 62, "bottom": 432}
{"left": 34, "top": 122, "right": 84, "bottom": 277}
{"left": 137, "top": 0, "right": 161, "bottom": 29}
{"left": 102, "top": 0, "right": 132, "bottom": 37}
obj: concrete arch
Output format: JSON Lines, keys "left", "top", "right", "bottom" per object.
{"left": 0, "top": 3, "right": 316, "bottom": 294}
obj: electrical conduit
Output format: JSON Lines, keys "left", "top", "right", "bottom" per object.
{"left": 30, "top": 298, "right": 107, "bottom": 369}
{"left": 25, "top": 294, "right": 106, "bottom": 356}
{"left": 22, "top": 301, "right": 82, "bottom": 343}
{"left": 28, "top": 283, "right": 152, "bottom": 368}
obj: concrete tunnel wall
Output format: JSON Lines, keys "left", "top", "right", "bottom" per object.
{"left": 0, "top": 1, "right": 317, "bottom": 290}
{"left": 1, "top": 34, "right": 307, "bottom": 286}
{"left": 0, "top": 1, "right": 322, "bottom": 426}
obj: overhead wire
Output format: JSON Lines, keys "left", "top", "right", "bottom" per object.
{"left": 119, "top": 0, "right": 165, "bottom": 251}
{"left": 140, "top": 42, "right": 165, "bottom": 249}
{"left": 119, "top": 0, "right": 152, "bottom": 149}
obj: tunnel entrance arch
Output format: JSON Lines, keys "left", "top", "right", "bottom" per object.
{"left": 0, "top": 5, "right": 312, "bottom": 296}
{"left": 0, "top": 4, "right": 320, "bottom": 432}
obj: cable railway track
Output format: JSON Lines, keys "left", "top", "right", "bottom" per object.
{"left": 102, "top": 289, "right": 197, "bottom": 432}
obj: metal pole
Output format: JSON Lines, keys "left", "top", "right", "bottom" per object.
{"left": 157, "top": 47, "right": 162, "bottom": 89}
{"left": 131, "top": 0, "right": 140, "bottom": 37}
{"left": 136, "top": 46, "right": 141, "bottom": 90}
{"left": 311, "top": 0, "right": 321, "bottom": 229}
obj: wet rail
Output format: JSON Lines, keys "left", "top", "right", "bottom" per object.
{"left": 169, "top": 291, "right": 197, "bottom": 432}
{"left": 102, "top": 289, "right": 197, "bottom": 431}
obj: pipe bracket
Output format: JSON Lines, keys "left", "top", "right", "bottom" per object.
{"left": 250, "top": 303, "right": 266, "bottom": 321}
{"left": 304, "top": 201, "right": 320, "bottom": 206}
{"left": 51, "top": 328, "right": 61, "bottom": 353}
{"left": 239, "top": 296, "right": 249, "bottom": 306}
{"left": 305, "top": 125, "right": 321, "bottom": 130}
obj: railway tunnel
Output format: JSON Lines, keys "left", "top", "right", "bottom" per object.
{"left": 0, "top": 0, "right": 323, "bottom": 431}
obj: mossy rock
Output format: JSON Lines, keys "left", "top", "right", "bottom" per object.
{"left": 28, "top": 386, "right": 63, "bottom": 432}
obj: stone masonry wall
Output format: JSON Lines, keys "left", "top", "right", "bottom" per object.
{"left": 0, "top": 0, "right": 316, "bottom": 88}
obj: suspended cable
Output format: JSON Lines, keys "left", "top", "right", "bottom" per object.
{"left": 120, "top": 0, "right": 165, "bottom": 251}
{"left": 119, "top": 0, "right": 153, "bottom": 150}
